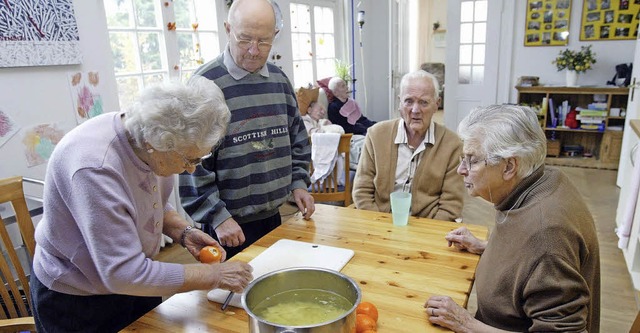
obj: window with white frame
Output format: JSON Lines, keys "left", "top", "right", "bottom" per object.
{"left": 289, "top": 1, "right": 339, "bottom": 89}
{"left": 103, "top": 0, "right": 220, "bottom": 107}
{"left": 458, "top": 0, "right": 487, "bottom": 84}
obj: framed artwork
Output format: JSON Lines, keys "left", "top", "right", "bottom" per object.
{"left": 0, "top": 0, "right": 81, "bottom": 67}
{"left": 580, "top": 0, "right": 640, "bottom": 40}
{"left": 524, "top": 0, "right": 572, "bottom": 46}
{"left": 433, "top": 30, "right": 446, "bottom": 48}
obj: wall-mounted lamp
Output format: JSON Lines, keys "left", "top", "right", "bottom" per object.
{"left": 357, "top": 11, "right": 365, "bottom": 28}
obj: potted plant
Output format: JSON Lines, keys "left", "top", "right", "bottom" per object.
{"left": 552, "top": 45, "right": 596, "bottom": 87}
{"left": 334, "top": 59, "right": 353, "bottom": 85}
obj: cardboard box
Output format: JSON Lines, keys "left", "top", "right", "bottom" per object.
{"left": 547, "top": 140, "right": 561, "bottom": 157}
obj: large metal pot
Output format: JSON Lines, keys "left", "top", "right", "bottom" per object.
{"left": 241, "top": 267, "right": 361, "bottom": 333}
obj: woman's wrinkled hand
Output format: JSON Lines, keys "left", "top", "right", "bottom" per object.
{"left": 424, "top": 295, "right": 476, "bottom": 332}
{"left": 445, "top": 226, "right": 487, "bottom": 255}
{"left": 210, "top": 261, "right": 253, "bottom": 293}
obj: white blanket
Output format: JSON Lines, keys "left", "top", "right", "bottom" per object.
{"left": 310, "top": 133, "right": 341, "bottom": 185}
{"left": 618, "top": 145, "right": 640, "bottom": 249}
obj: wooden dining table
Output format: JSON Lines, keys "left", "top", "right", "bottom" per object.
{"left": 122, "top": 204, "right": 488, "bottom": 332}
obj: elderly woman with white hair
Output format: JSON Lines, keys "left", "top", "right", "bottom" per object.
{"left": 424, "top": 105, "right": 600, "bottom": 332}
{"left": 30, "top": 77, "right": 253, "bottom": 332}
{"left": 327, "top": 76, "right": 376, "bottom": 135}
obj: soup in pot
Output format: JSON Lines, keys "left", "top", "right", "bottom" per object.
{"left": 252, "top": 288, "right": 353, "bottom": 326}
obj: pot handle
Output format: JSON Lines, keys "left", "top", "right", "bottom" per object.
{"left": 278, "top": 330, "right": 296, "bottom": 333}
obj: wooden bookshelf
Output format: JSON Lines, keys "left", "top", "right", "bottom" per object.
{"left": 516, "top": 85, "right": 629, "bottom": 169}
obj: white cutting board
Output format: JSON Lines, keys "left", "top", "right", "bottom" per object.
{"left": 207, "top": 239, "right": 355, "bottom": 309}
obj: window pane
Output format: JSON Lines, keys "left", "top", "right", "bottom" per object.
{"left": 116, "top": 76, "right": 141, "bottom": 107}
{"left": 460, "top": 1, "right": 474, "bottom": 22}
{"left": 290, "top": 3, "right": 311, "bottom": 33}
{"left": 143, "top": 74, "right": 165, "bottom": 87}
{"left": 134, "top": 0, "right": 158, "bottom": 27}
{"left": 177, "top": 32, "right": 199, "bottom": 69}
{"left": 459, "top": 45, "right": 472, "bottom": 65}
{"left": 199, "top": 32, "right": 220, "bottom": 62}
{"left": 458, "top": 65, "right": 471, "bottom": 84}
{"left": 194, "top": 0, "right": 217, "bottom": 30}
{"left": 104, "top": 0, "right": 132, "bottom": 27}
{"left": 291, "top": 32, "right": 312, "bottom": 60}
{"left": 314, "top": 7, "right": 334, "bottom": 33}
{"left": 474, "top": 1, "right": 488, "bottom": 21}
{"left": 110, "top": 32, "right": 139, "bottom": 74}
{"left": 138, "top": 32, "right": 162, "bottom": 71}
{"left": 293, "top": 60, "right": 313, "bottom": 88}
{"left": 181, "top": 70, "right": 194, "bottom": 83}
{"left": 472, "top": 65, "right": 484, "bottom": 84}
{"left": 316, "top": 58, "right": 335, "bottom": 80}
{"left": 173, "top": 0, "right": 194, "bottom": 29}
{"left": 460, "top": 23, "right": 473, "bottom": 43}
{"left": 472, "top": 44, "right": 485, "bottom": 65}
{"left": 315, "top": 33, "right": 335, "bottom": 58}
{"left": 473, "top": 22, "right": 486, "bottom": 43}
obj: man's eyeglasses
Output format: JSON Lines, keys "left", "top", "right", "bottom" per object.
{"left": 458, "top": 155, "right": 487, "bottom": 170}
{"left": 230, "top": 30, "right": 273, "bottom": 52}
{"left": 177, "top": 151, "right": 213, "bottom": 167}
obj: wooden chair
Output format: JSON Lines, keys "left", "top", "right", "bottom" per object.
{"left": 631, "top": 311, "right": 640, "bottom": 333}
{"left": 309, "top": 133, "right": 353, "bottom": 207}
{"left": 0, "top": 176, "right": 37, "bottom": 332}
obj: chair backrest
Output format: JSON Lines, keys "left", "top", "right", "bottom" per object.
{"left": 631, "top": 310, "right": 640, "bottom": 333}
{"left": 0, "top": 176, "right": 36, "bottom": 321}
{"left": 309, "top": 133, "right": 353, "bottom": 206}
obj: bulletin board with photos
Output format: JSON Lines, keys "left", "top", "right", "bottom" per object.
{"left": 524, "top": 0, "right": 572, "bottom": 46}
{"left": 580, "top": 0, "right": 640, "bottom": 40}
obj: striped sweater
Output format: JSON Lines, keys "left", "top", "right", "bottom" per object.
{"left": 179, "top": 54, "right": 311, "bottom": 228}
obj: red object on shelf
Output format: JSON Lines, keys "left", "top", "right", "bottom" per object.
{"left": 565, "top": 109, "right": 579, "bottom": 129}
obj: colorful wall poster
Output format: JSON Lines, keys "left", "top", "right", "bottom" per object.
{"left": 68, "top": 71, "right": 104, "bottom": 124}
{"left": 0, "top": 109, "right": 19, "bottom": 149}
{"left": 580, "top": 0, "right": 640, "bottom": 40}
{"left": 22, "top": 123, "right": 65, "bottom": 167}
{"left": 525, "top": 0, "right": 572, "bottom": 46}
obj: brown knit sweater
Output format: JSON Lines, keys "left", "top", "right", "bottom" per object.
{"left": 475, "top": 166, "right": 600, "bottom": 332}
{"left": 352, "top": 119, "right": 464, "bottom": 221}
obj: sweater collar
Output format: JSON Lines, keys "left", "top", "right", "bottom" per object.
{"left": 495, "top": 165, "right": 545, "bottom": 213}
{"left": 223, "top": 45, "right": 270, "bottom": 80}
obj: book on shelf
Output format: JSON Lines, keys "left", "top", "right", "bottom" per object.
{"left": 576, "top": 108, "right": 608, "bottom": 117}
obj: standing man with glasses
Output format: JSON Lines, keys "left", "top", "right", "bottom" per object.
{"left": 352, "top": 70, "right": 464, "bottom": 222}
{"left": 179, "top": 0, "right": 315, "bottom": 259}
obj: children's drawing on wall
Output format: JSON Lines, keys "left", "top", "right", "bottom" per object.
{"left": 0, "top": 109, "right": 19, "bottom": 149}
{"left": 68, "top": 71, "right": 104, "bottom": 124}
{"left": 0, "top": 0, "right": 82, "bottom": 67}
{"left": 22, "top": 124, "right": 65, "bottom": 167}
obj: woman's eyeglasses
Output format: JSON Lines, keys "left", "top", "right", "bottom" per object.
{"left": 177, "top": 151, "right": 213, "bottom": 167}
{"left": 458, "top": 155, "right": 487, "bottom": 170}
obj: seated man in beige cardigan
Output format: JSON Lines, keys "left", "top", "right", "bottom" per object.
{"left": 352, "top": 70, "right": 464, "bottom": 222}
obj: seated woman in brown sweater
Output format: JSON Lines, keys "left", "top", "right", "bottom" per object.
{"left": 424, "top": 105, "right": 600, "bottom": 332}
{"left": 351, "top": 70, "right": 464, "bottom": 222}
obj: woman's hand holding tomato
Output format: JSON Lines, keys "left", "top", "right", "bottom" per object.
{"left": 181, "top": 226, "right": 227, "bottom": 263}
{"left": 200, "top": 245, "right": 223, "bottom": 263}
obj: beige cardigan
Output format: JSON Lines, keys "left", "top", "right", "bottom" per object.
{"left": 352, "top": 119, "right": 464, "bottom": 221}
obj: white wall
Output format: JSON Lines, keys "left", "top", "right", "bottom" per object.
{"left": 352, "top": 0, "right": 390, "bottom": 122}
{"left": 509, "top": 1, "right": 635, "bottom": 102}
{"left": 0, "top": 0, "right": 119, "bottom": 197}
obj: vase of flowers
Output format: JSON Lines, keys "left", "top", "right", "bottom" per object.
{"left": 552, "top": 45, "right": 596, "bottom": 87}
